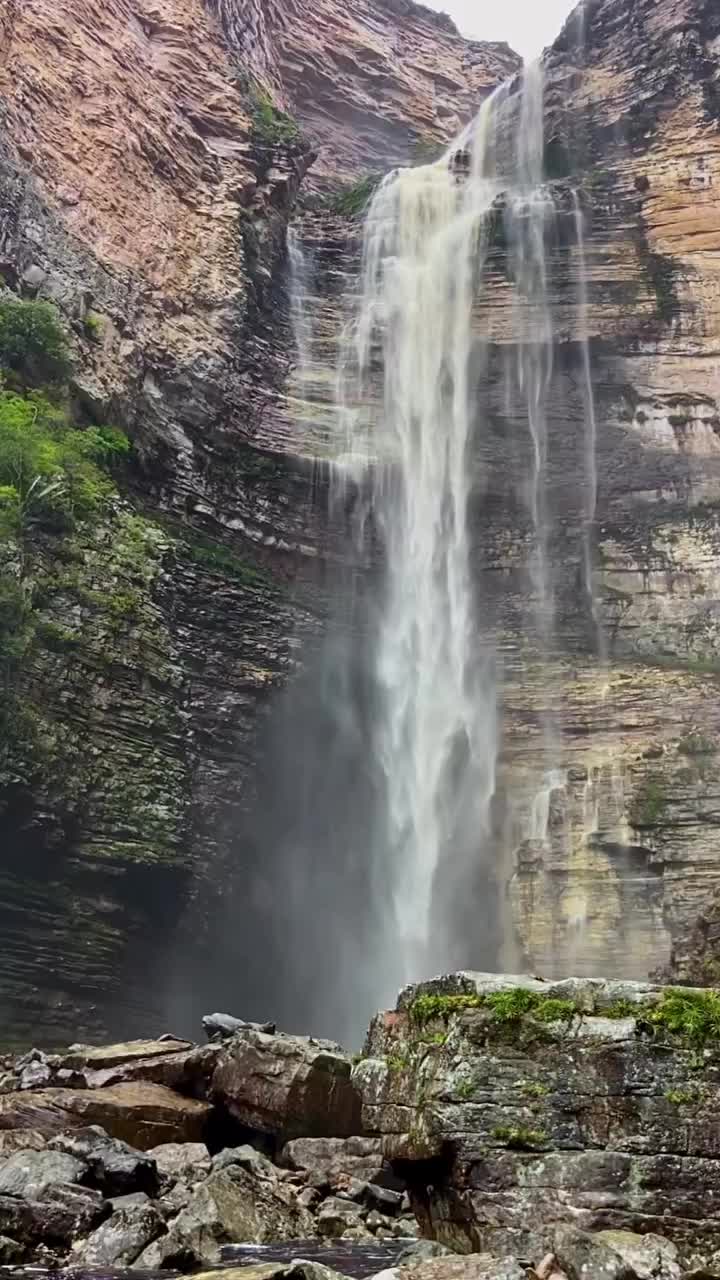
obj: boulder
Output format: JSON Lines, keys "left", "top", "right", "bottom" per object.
{"left": 0, "top": 1082, "right": 211, "bottom": 1148}
{"left": 317, "top": 1195, "right": 366, "bottom": 1237}
{"left": 211, "top": 1029, "right": 361, "bottom": 1143}
{"left": 155, "top": 1163, "right": 317, "bottom": 1264}
{"left": 0, "top": 1234, "right": 23, "bottom": 1263}
{"left": 72, "top": 1203, "right": 166, "bottom": 1266}
{"left": 212, "top": 1143, "right": 282, "bottom": 1180}
{"left": 0, "top": 1184, "right": 108, "bottom": 1246}
{"left": 203, "top": 1014, "right": 277, "bottom": 1041}
{"left": 0, "top": 1131, "right": 46, "bottom": 1155}
{"left": 396, "top": 1258, "right": 525, "bottom": 1280}
{"left": 397, "top": 1243, "right": 455, "bottom": 1265}
{"left": 60, "top": 1038, "right": 193, "bottom": 1072}
{"left": 58, "top": 1041, "right": 220, "bottom": 1095}
{"left": 149, "top": 1141, "right": 211, "bottom": 1182}
{"left": 0, "top": 1149, "right": 86, "bottom": 1198}
{"left": 555, "top": 1227, "right": 681, "bottom": 1280}
{"left": 49, "top": 1125, "right": 160, "bottom": 1194}
{"left": 281, "top": 1136, "right": 388, "bottom": 1187}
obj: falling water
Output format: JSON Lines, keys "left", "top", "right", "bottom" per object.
{"left": 572, "top": 191, "right": 606, "bottom": 663}
{"left": 287, "top": 226, "right": 314, "bottom": 377}
{"left": 336, "top": 65, "right": 560, "bottom": 998}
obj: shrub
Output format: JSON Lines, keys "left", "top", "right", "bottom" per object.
{"left": 646, "top": 989, "right": 720, "bottom": 1049}
{"left": 249, "top": 86, "right": 300, "bottom": 146}
{"left": 330, "top": 174, "right": 382, "bottom": 217}
{"left": 0, "top": 299, "right": 72, "bottom": 388}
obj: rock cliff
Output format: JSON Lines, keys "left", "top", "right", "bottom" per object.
{"left": 0, "top": 0, "right": 515, "bottom": 1041}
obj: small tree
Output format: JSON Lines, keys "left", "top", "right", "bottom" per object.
{"left": 0, "top": 298, "right": 72, "bottom": 389}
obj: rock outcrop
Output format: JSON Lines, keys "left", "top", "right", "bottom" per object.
{"left": 356, "top": 973, "right": 720, "bottom": 1267}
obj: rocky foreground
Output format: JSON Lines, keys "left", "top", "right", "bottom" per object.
{"left": 2, "top": 974, "right": 720, "bottom": 1279}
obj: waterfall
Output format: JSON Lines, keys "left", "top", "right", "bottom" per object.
{"left": 287, "top": 225, "right": 314, "bottom": 380}
{"left": 336, "top": 65, "right": 562, "bottom": 999}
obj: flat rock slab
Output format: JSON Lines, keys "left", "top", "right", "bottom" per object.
{"left": 0, "top": 1082, "right": 210, "bottom": 1149}
{"left": 60, "top": 1039, "right": 193, "bottom": 1071}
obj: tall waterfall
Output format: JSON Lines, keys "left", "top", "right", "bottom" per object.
{"left": 337, "top": 64, "right": 565, "bottom": 999}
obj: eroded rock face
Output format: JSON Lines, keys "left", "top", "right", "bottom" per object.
{"left": 355, "top": 974, "right": 720, "bottom": 1265}
{"left": 0, "top": 1083, "right": 211, "bottom": 1149}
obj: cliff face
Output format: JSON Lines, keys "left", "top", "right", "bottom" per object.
{"left": 0, "top": 0, "right": 512, "bottom": 1042}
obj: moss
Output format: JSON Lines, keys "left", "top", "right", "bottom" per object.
{"left": 248, "top": 84, "right": 301, "bottom": 146}
{"left": 644, "top": 989, "right": 720, "bottom": 1050}
{"left": 83, "top": 311, "right": 104, "bottom": 341}
{"left": 455, "top": 1077, "right": 478, "bottom": 1101}
{"left": 386, "top": 1053, "right": 410, "bottom": 1073}
{"left": 665, "top": 1086, "right": 701, "bottom": 1105}
{"left": 330, "top": 174, "right": 382, "bottom": 218}
{"left": 520, "top": 1081, "right": 549, "bottom": 1098}
{"left": 603, "top": 999, "right": 641, "bottom": 1019}
{"left": 409, "top": 987, "right": 580, "bottom": 1033}
{"left": 180, "top": 531, "right": 271, "bottom": 588}
{"left": 628, "top": 777, "right": 668, "bottom": 828}
{"left": 409, "top": 993, "right": 482, "bottom": 1027}
{"left": 492, "top": 1126, "right": 547, "bottom": 1150}
{"left": 532, "top": 998, "right": 577, "bottom": 1025}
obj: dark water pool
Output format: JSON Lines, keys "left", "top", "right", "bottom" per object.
{"left": 0, "top": 1238, "right": 415, "bottom": 1280}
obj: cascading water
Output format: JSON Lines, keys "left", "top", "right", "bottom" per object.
{"left": 288, "top": 226, "right": 314, "bottom": 373}
{"left": 336, "top": 64, "right": 564, "bottom": 1002}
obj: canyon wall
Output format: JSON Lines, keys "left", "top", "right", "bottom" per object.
{"left": 0, "top": 0, "right": 515, "bottom": 1041}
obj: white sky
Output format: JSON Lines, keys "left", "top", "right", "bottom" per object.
{"left": 432, "top": 0, "right": 578, "bottom": 61}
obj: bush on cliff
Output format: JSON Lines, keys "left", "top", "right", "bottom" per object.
{"left": 0, "top": 388, "right": 129, "bottom": 529}
{"left": 0, "top": 298, "right": 72, "bottom": 389}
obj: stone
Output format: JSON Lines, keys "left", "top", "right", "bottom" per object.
{"left": 582, "top": 1229, "right": 681, "bottom": 1279}
{"left": 0, "top": 1131, "right": 46, "bottom": 1155}
{"left": 281, "top": 1136, "right": 388, "bottom": 1186}
{"left": 317, "top": 1194, "right": 366, "bottom": 1237}
{"left": 149, "top": 1140, "right": 211, "bottom": 1182}
{"left": 203, "top": 1014, "right": 277, "bottom": 1040}
{"left": 72, "top": 1203, "right": 166, "bottom": 1266}
{"left": 211, "top": 1143, "right": 279, "bottom": 1180}
{"left": 0, "top": 1184, "right": 108, "bottom": 1246}
{"left": 397, "top": 1243, "right": 455, "bottom": 1265}
{"left": 157, "top": 1163, "right": 317, "bottom": 1263}
{"left": 365, "top": 1184, "right": 403, "bottom": 1215}
{"left": 49, "top": 1125, "right": 160, "bottom": 1195}
{"left": 0, "top": 1083, "right": 211, "bottom": 1148}
{"left": 110, "top": 1191, "right": 152, "bottom": 1210}
{"left": 211, "top": 1029, "right": 361, "bottom": 1142}
{"left": 0, "top": 1234, "right": 23, "bottom": 1263}
{"left": 0, "top": 1149, "right": 86, "bottom": 1199}
{"left": 396, "top": 1258, "right": 525, "bottom": 1280}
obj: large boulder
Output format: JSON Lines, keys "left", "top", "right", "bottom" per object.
{"left": 149, "top": 1141, "right": 211, "bottom": 1182}
{"left": 56, "top": 1040, "right": 220, "bottom": 1094}
{"left": 555, "top": 1227, "right": 681, "bottom": 1279}
{"left": 211, "top": 1028, "right": 361, "bottom": 1143}
{"left": 145, "top": 1163, "right": 317, "bottom": 1265}
{"left": 48, "top": 1125, "right": 160, "bottom": 1195}
{"left": 72, "top": 1203, "right": 166, "bottom": 1266}
{"left": 0, "top": 1149, "right": 86, "bottom": 1199}
{"left": 0, "top": 1184, "right": 108, "bottom": 1247}
{"left": 356, "top": 973, "right": 720, "bottom": 1263}
{"left": 281, "top": 1137, "right": 390, "bottom": 1189}
{"left": 0, "top": 1082, "right": 211, "bottom": 1148}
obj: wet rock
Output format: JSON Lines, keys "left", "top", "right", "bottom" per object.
{"left": 156, "top": 1163, "right": 317, "bottom": 1263}
{"left": 0, "top": 1149, "right": 86, "bottom": 1198}
{"left": 0, "top": 1082, "right": 211, "bottom": 1148}
{"left": 110, "top": 1191, "right": 152, "bottom": 1211}
{"left": 397, "top": 1242, "right": 455, "bottom": 1265}
{"left": 49, "top": 1125, "right": 160, "bottom": 1194}
{"left": 72, "top": 1203, "right": 166, "bottom": 1266}
{"left": 149, "top": 1140, "right": 211, "bottom": 1182}
{"left": 317, "top": 1194, "right": 366, "bottom": 1237}
{"left": 212, "top": 1143, "right": 279, "bottom": 1179}
{"left": 203, "top": 1014, "right": 277, "bottom": 1041}
{"left": 396, "top": 1257, "right": 525, "bottom": 1280}
{"left": 0, "top": 1234, "right": 23, "bottom": 1263}
{"left": 555, "top": 1226, "right": 681, "bottom": 1279}
{"left": 366, "top": 1184, "right": 402, "bottom": 1215}
{"left": 0, "top": 1184, "right": 108, "bottom": 1246}
{"left": 212, "top": 1030, "right": 361, "bottom": 1144}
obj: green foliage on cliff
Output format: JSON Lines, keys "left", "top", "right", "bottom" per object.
{"left": 492, "top": 1125, "right": 548, "bottom": 1149}
{"left": 0, "top": 299, "right": 72, "bottom": 389}
{"left": 628, "top": 777, "right": 668, "bottom": 827}
{"left": 330, "top": 174, "right": 382, "bottom": 218}
{"left": 249, "top": 85, "right": 300, "bottom": 146}
{"left": 646, "top": 989, "right": 720, "bottom": 1050}
{"left": 409, "top": 987, "right": 579, "bottom": 1031}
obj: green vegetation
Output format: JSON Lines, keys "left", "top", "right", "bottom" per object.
{"left": 665, "top": 1086, "right": 701, "bottom": 1105}
{"left": 0, "top": 299, "right": 72, "bottom": 389}
{"left": 180, "top": 528, "right": 270, "bottom": 588}
{"left": 83, "top": 311, "right": 104, "bottom": 341}
{"left": 520, "top": 1081, "right": 549, "bottom": 1098}
{"left": 628, "top": 777, "right": 668, "bottom": 828}
{"left": 330, "top": 174, "right": 382, "bottom": 218}
{"left": 645, "top": 988, "right": 720, "bottom": 1050}
{"left": 386, "top": 1053, "right": 410, "bottom": 1073}
{"left": 249, "top": 84, "right": 300, "bottom": 146}
{"left": 492, "top": 1126, "right": 547, "bottom": 1150}
{"left": 409, "top": 987, "right": 580, "bottom": 1031}
{"left": 603, "top": 999, "right": 641, "bottom": 1019}
{"left": 456, "top": 1077, "right": 479, "bottom": 1100}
